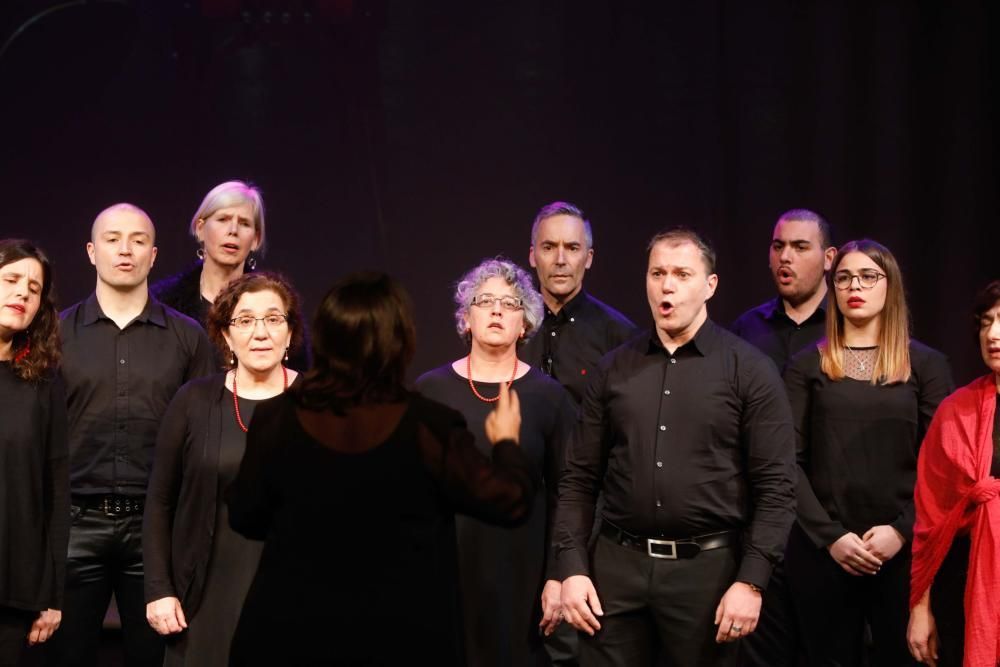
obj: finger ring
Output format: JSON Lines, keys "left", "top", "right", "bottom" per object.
{"left": 731, "top": 626, "right": 743, "bottom": 633}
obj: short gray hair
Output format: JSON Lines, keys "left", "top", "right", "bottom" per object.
{"left": 189, "top": 180, "right": 267, "bottom": 254}
{"left": 453, "top": 257, "right": 544, "bottom": 342}
{"left": 530, "top": 201, "right": 593, "bottom": 249}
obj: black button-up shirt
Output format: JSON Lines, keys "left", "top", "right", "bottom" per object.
{"left": 730, "top": 297, "right": 826, "bottom": 373}
{"left": 60, "top": 293, "right": 215, "bottom": 496}
{"left": 555, "top": 319, "right": 796, "bottom": 589}
{"left": 521, "top": 290, "right": 637, "bottom": 405}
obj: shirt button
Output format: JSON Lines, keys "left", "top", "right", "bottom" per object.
{"left": 669, "top": 358, "right": 676, "bottom": 364}
{"left": 656, "top": 500, "right": 662, "bottom": 507}
{"left": 656, "top": 461, "right": 663, "bottom": 468}
{"left": 119, "top": 359, "right": 126, "bottom": 365}
{"left": 569, "top": 317, "right": 575, "bottom": 323}
{"left": 664, "top": 389, "right": 671, "bottom": 396}
{"left": 659, "top": 425, "right": 666, "bottom": 431}
{"left": 551, "top": 332, "right": 557, "bottom": 337}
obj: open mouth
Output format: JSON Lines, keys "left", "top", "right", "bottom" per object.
{"left": 658, "top": 301, "right": 674, "bottom": 317}
{"left": 221, "top": 243, "right": 240, "bottom": 253}
{"left": 777, "top": 267, "right": 795, "bottom": 283}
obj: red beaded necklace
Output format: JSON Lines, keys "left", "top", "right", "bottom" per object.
{"left": 466, "top": 354, "right": 518, "bottom": 403}
{"left": 232, "top": 366, "right": 289, "bottom": 433}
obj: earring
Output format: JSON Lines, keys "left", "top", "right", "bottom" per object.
{"left": 196, "top": 245, "right": 205, "bottom": 260}
{"left": 230, "top": 350, "right": 236, "bottom": 367}
{"left": 284, "top": 348, "right": 289, "bottom": 362}
{"left": 246, "top": 252, "right": 257, "bottom": 271}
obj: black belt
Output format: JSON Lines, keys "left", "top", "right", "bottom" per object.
{"left": 73, "top": 494, "right": 145, "bottom": 516}
{"left": 600, "top": 521, "right": 737, "bottom": 559}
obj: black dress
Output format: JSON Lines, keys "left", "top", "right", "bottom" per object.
{"left": 226, "top": 392, "right": 536, "bottom": 666}
{"left": 415, "top": 365, "right": 575, "bottom": 667}
{"left": 162, "top": 391, "right": 264, "bottom": 667}
{"left": 0, "top": 362, "right": 68, "bottom": 663}
{"left": 783, "top": 341, "right": 954, "bottom": 666}
{"left": 928, "top": 393, "right": 1000, "bottom": 667}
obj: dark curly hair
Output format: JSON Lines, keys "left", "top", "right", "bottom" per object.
{"left": 0, "top": 239, "right": 61, "bottom": 382}
{"left": 293, "top": 271, "right": 414, "bottom": 413}
{"left": 206, "top": 272, "right": 304, "bottom": 368}
{"left": 972, "top": 280, "right": 1000, "bottom": 342}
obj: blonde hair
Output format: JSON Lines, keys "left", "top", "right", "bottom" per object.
{"left": 819, "top": 239, "right": 910, "bottom": 384}
{"left": 189, "top": 181, "right": 266, "bottom": 254}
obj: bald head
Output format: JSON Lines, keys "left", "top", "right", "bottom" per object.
{"left": 91, "top": 203, "right": 156, "bottom": 243}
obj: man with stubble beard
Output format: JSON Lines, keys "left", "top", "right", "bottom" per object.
{"left": 730, "top": 209, "right": 836, "bottom": 667}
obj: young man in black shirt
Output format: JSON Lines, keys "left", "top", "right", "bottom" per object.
{"left": 46, "top": 204, "right": 214, "bottom": 667}
{"left": 730, "top": 209, "right": 835, "bottom": 667}
{"left": 556, "top": 228, "right": 796, "bottom": 666}
{"left": 522, "top": 201, "right": 636, "bottom": 405}
{"left": 731, "top": 209, "right": 836, "bottom": 373}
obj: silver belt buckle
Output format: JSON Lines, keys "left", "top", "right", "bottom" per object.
{"left": 647, "top": 538, "right": 677, "bottom": 559}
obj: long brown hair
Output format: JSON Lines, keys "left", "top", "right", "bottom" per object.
{"left": 819, "top": 239, "right": 911, "bottom": 384}
{"left": 0, "top": 239, "right": 61, "bottom": 382}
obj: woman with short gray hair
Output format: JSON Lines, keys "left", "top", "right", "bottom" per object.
{"left": 416, "top": 256, "right": 576, "bottom": 666}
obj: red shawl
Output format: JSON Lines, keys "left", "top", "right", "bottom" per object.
{"left": 911, "top": 374, "right": 1000, "bottom": 667}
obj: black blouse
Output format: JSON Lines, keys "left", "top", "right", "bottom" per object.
{"left": 784, "top": 341, "right": 954, "bottom": 548}
{"left": 0, "top": 362, "right": 69, "bottom": 611}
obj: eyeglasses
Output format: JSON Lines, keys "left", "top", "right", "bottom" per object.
{"left": 470, "top": 294, "right": 524, "bottom": 311}
{"left": 833, "top": 270, "right": 887, "bottom": 291}
{"left": 229, "top": 314, "right": 289, "bottom": 330}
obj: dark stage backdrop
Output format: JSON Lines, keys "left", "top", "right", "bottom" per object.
{"left": 1, "top": 0, "right": 997, "bottom": 384}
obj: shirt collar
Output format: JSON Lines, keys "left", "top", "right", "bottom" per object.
{"left": 765, "top": 296, "right": 826, "bottom": 324}
{"left": 645, "top": 317, "right": 718, "bottom": 357}
{"left": 544, "top": 289, "right": 590, "bottom": 321}
{"left": 82, "top": 292, "right": 168, "bottom": 328}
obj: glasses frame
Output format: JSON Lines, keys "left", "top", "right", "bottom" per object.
{"left": 228, "top": 313, "right": 290, "bottom": 330}
{"left": 833, "top": 271, "right": 887, "bottom": 291}
{"left": 469, "top": 293, "right": 524, "bottom": 311}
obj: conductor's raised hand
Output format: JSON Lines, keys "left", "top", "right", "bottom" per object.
{"left": 484, "top": 381, "right": 521, "bottom": 445}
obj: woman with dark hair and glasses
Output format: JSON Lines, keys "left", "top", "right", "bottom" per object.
{"left": 908, "top": 280, "right": 1000, "bottom": 667}
{"left": 226, "top": 271, "right": 534, "bottom": 666}
{"left": 416, "top": 258, "right": 576, "bottom": 667}
{"left": 783, "top": 239, "right": 953, "bottom": 665}
{"left": 0, "top": 239, "right": 67, "bottom": 664}
{"left": 143, "top": 272, "right": 303, "bottom": 666}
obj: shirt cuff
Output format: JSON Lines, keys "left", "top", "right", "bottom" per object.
{"left": 554, "top": 547, "right": 590, "bottom": 581}
{"left": 735, "top": 553, "right": 774, "bottom": 592}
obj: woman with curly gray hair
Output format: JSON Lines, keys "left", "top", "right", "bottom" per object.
{"left": 416, "top": 257, "right": 576, "bottom": 667}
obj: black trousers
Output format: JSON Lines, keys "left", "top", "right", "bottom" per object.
{"left": 579, "top": 535, "right": 739, "bottom": 667}
{"left": 0, "top": 607, "right": 35, "bottom": 667}
{"left": 739, "top": 559, "right": 805, "bottom": 666}
{"left": 44, "top": 506, "right": 163, "bottom": 667}
{"left": 785, "top": 525, "right": 917, "bottom": 667}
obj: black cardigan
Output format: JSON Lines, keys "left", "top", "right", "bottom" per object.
{"left": 143, "top": 372, "right": 249, "bottom": 613}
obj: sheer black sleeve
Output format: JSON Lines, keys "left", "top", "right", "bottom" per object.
{"left": 43, "top": 377, "right": 69, "bottom": 609}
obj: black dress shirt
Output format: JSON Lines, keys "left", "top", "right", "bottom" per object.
{"left": 521, "top": 290, "right": 636, "bottom": 404}
{"left": 60, "top": 293, "right": 215, "bottom": 496}
{"left": 555, "top": 319, "right": 797, "bottom": 589}
{"left": 785, "top": 341, "right": 953, "bottom": 548}
{"left": 731, "top": 297, "right": 826, "bottom": 373}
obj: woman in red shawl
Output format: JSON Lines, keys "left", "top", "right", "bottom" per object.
{"left": 908, "top": 280, "right": 1000, "bottom": 667}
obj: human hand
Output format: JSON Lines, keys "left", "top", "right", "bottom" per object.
{"left": 538, "top": 579, "right": 563, "bottom": 636}
{"left": 27, "top": 609, "right": 61, "bottom": 645}
{"left": 484, "top": 381, "right": 521, "bottom": 445}
{"left": 560, "top": 575, "right": 603, "bottom": 636}
{"left": 146, "top": 596, "right": 188, "bottom": 635}
{"left": 827, "top": 532, "right": 881, "bottom": 575}
{"left": 714, "top": 582, "right": 761, "bottom": 642}
{"left": 862, "top": 525, "right": 905, "bottom": 562}
{"left": 907, "top": 598, "right": 938, "bottom": 666}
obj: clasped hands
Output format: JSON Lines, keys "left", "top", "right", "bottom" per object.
{"left": 827, "top": 524, "right": 905, "bottom": 576}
